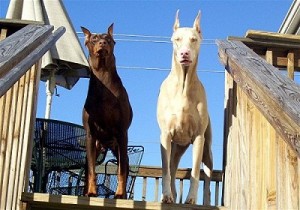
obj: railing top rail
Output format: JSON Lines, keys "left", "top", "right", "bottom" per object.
{"left": 228, "top": 30, "right": 300, "bottom": 50}
{"left": 0, "top": 24, "right": 65, "bottom": 97}
{"left": 217, "top": 40, "right": 300, "bottom": 156}
{"left": 137, "top": 165, "right": 223, "bottom": 182}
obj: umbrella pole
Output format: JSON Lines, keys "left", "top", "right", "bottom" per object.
{"left": 45, "top": 71, "right": 56, "bottom": 119}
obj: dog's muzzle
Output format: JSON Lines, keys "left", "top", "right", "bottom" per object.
{"left": 96, "top": 49, "right": 109, "bottom": 58}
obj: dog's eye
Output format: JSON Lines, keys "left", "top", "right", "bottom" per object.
{"left": 191, "top": 37, "right": 197, "bottom": 42}
{"left": 174, "top": 37, "right": 181, "bottom": 41}
{"left": 91, "top": 36, "right": 99, "bottom": 44}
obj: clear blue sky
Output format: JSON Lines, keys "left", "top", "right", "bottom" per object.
{"left": 0, "top": 0, "right": 293, "bottom": 172}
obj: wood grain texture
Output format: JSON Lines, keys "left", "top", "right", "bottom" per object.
{"left": 219, "top": 39, "right": 300, "bottom": 210}
{"left": 217, "top": 40, "right": 300, "bottom": 156}
{"left": 0, "top": 25, "right": 65, "bottom": 97}
{"left": 21, "top": 192, "right": 227, "bottom": 210}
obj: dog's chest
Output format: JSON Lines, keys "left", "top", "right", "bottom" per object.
{"left": 167, "top": 95, "right": 201, "bottom": 144}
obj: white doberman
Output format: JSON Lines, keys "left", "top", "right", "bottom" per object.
{"left": 157, "top": 10, "right": 213, "bottom": 205}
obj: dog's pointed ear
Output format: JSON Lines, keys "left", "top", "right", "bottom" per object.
{"left": 108, "top": 23, "right": 114, "bottom": 37}
{"left": 81, "top": 26, "right": 91, "bottom": 45}
{"left": 193, "top": 11, "right": 201, "bottom": 34}
{"left": 173, "top": 10, "right": 180, "bottom": 31}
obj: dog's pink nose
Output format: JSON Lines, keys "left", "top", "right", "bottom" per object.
{"left": 180, "top": 48, "right": 190, "bottom": 58}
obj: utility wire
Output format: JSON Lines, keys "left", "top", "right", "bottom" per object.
{"left": 76, "top": 32, "right": 217, "bottom": 44}
{"left": 117, "top": 65, "right": 225, "bottom": 73}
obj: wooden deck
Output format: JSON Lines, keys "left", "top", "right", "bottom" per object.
{"left": 21, "top": 193, "right": 226, "bottom": 210}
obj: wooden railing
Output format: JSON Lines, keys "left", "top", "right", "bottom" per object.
{"left": 217, "top": 36, "right": 300, "bottom": 210}
{"left": 131, "top": 166, "right": 223, "bottom": 206}
{"left": 0, "top": 22, "right": 64, "bottom": 210}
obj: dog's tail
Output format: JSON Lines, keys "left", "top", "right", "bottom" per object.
{"left": 203, "top": 118, "right": 213, "bottom": 173}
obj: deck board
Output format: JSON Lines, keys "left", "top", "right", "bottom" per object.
{"left": 21, "top": 193, "right": 226, "bottom": 210}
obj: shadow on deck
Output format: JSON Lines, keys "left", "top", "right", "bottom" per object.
{"left": 21, "top": 193, "right": 226, "bottom": 210}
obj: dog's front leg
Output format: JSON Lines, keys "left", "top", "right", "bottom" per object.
{"left": 85, "top": 133, "right": 97, "bottom": 196}
{"left": 115, "top": 133, "right": 129, "bottom": 199}
{"left": 185, "top": 135, "right": 205, "bottom": 204}
{"left": 160, "top": 132, "right": 173, "bottom": 203}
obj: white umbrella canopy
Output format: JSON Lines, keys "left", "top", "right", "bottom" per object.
{"left": 6, "top": 0, "right": 89, "bottom": 118}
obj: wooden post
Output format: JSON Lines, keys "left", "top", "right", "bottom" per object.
{"left": 287, "top": 51, "right": 295, "bottom": 80}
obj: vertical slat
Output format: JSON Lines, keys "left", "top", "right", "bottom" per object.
{"left": 5, "top": 79, "right": 20, "bottom": 210}
{"left": 215, "top": 181, "right": 219, "bottom": 206}
{"left": 11, "top": 74, "right": 27, "bottom": 209}
{"left": 223, "top": 72, "right": 237, "bottom": 208}
{"left": 287, "top": 51, "right": 295, "bottom": 80}
{"left": 0, "top": 28, "right": 7, "bottom": 41}
{"left": 16, "top": 70, "right": 31, "bottom": 194}
{"left": 265, "top": 49, "right": 277, "bottom": 210}
{"left": 0, "top": 85, "right": 15, "bottom": 210}
{"left": 0, "top": 91, "right": 12, "bottom": 193}
{"left": 277, "top": 135, "right": 287, "bottom": 210}
{"left": 16, "top": 62, "right": 41, "bottom": 210}
{"left": 142, "top": 177, "right": 147, "bottom": 201}
{"left": 276, "top": 135, "right": 299, "bottom": 209}
{"left": 154, "top": 177, "right": 159, "bottom": 202}
{"left": 178, "top": 179, "right": 183, "bottom": 204}
{"left": 265, "top": 50, "right": 273, "bottom": 65}
{"left": 238, "top": 86, "right": 250, "bottom": 210}
{"left": 298, "top": 158, "right": 300, "bottom": 209}
{"left": 0, "top": 95, "right": 6, "bottom": 153}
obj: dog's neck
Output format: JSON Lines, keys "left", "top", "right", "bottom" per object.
{"left": 88, "top": 54, "right": 118, "bottom": 84}
{"left": 171, "top": 54, "right": 199, "bottom": 94}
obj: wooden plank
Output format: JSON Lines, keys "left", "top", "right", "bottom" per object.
{"left": 0, "top": 24, "right": 53, "bottom": 77}
{"left": 4, "top": 79, "right": 19, "bottom": 210}
{"left": 287, "top": 51, "right": 295, "bottom": 80}
{"left": 0, "top": 86, "right": 13, "bottom": 209}
{"left": 17, "top": 62, "right": 41, "bottom": 210}
{"left": 264, "top": 48, "right": 277, "bottom": 210}
{"left": 0, "top": 18, "right": 44, "bottom": 29}
{"left": 12, "top": 74, "right": 26, "bottom": 210}
{"left": 21, "top": 192, "right": 227, "bottom": 210}
{"left": 246, "top": 30, "right": 300, "bottom": 44}
{"left": 228, "top": 36, "right": 300, "bottom": 50}
{"left": 0, "top": 25, "right": 65, "bottom": 97}
{"left": 137, "top": 166, "right": 223, "bottom": 182}
{"left": 142, "top": 177, "right": 147, "bottom": 201}
{"left": 0, "top": 28, "right": 7, "bottom": 41}
{"left": 217, "top": 40, "right": 300, "bottom": 157}
{"left": 154, "top": 178, "right": 159, "bottom": 202}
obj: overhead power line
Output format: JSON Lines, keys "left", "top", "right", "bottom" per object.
{"left": 116, "top": 65, "right": 224, "bottom": 73}
{"left": 76, "top": 32, "right": 217, "bottom": 45}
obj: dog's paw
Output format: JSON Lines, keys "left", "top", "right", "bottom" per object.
{"left": 85, "top": 192, "right": 97, "bottom": 197}
{"left": 85, "top": 180, "right": 97, "bottom": 197}
{"left": 114, "top": 193, "right": 127, "bottom": 199}
{"left": 161, "top": 195, "right": 174, "bottom": 204}
{"left": 185, "top": 197, "right": 196, "bottom": 204}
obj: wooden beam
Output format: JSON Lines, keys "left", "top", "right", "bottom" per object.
{"left": 137, "top": 166, "right": 223, "bottom": 182}
{"left": 0, "top": 24, "right": 65, "bottom": 97}
{"left": 228, "top": 36, "right": 300, "bottom": 50}
{"left": 246, "top": 30, "right": 300, "bottom": 44}
{"left": 217, "top": 40, "right": 300, "bottom": 157}
{"left": 21, "top": 192, "right": 227, "bottom": 210}
{"left": 287, "top": 51, "right": 295, "bottom": 80}
{"left": 0, "top": 24, "right": 53, "bottom": 77}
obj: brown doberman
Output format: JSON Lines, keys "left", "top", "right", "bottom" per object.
{"left": 81, "top": 24, "right": 132, "bottom": 199}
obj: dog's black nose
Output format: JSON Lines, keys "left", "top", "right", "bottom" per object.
{"left": 99, "top": 39, "right": 107, "bottom": 47}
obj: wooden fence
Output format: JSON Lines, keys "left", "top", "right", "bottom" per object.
{"left": 132, "top": 166, "right": 223, "bottom": 206}
{"left": 0, "top": 23, "right": 64, "bottom": 210}
{"left": 217, "top": 38, "right": 300, "bottom": 210}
